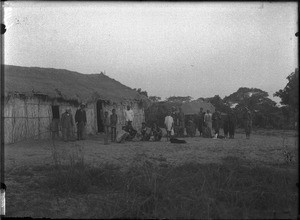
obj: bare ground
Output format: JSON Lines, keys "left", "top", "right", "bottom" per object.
{"left": 5, "top": 130, "right": 298, "bottom": 171}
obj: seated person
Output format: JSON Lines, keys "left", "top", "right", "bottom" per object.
{"left": 123, "top": 121, "right": 137, "bottom": 141}
{"left": 151, "top": 123, "right": 162, "bottom": 141}
{"left": 116, "top": 126, "right": 130, "bottom": 143}
{"left": 202, "top": 124, "right": 212, "bottom": 138}
{"left": 177, "top": 125, "right": 185, "bottom": 138}
{"left": 140, "top": 122, "right": 151, "bottom": 141}
{"left": 186, "top": 119, "right": 196, "bottom": 137}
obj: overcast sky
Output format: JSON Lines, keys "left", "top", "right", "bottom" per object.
{"left": 3, "top": 2, "right": 298, "bottom": 103}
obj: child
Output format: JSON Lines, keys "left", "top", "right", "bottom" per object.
{"left": 110, "top": 109, "right": 118, "bottom": 142}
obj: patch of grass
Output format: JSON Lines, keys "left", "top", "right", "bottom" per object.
{"left": 42, "top": 162, "right": 124, "bottom": 194}
{"left": 29, "top": 155, "right": 297, "bottom": 219}
{"left": 252, "top": 129, "right": 297, "bottom": 137}
{"left": 8, "top": 144, "right": 297, "bottom": 219}
{"left": 8, "top": 166, "right": 34, "bottom": 177}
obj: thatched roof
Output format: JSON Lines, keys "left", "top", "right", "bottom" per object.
{"left": 181, "top": 100, "right": 215, "bottom": 115}
{"left": 4, "top": 65, "right": 146, "bottom": 104}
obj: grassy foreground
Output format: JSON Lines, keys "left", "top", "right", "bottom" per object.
{"left": 6, "top": 144, "right": 298, "bottom": 219}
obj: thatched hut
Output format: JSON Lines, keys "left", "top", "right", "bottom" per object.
{"left": 181, "top": 100, "right": 215, "bottom": 124}
{"left": 181, "top": 100, "right": 215, "bottom": 115}
{"left": 4, "top": 65, "right": 148, "bottom": 144}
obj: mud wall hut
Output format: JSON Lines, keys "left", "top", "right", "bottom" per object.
{"left": 4, "top": 65, "right": 148, "bottom": 144}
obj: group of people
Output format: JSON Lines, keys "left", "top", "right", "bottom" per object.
{"left": 104, "top": 105, "right": 163, "bottom": 143}
{"left": 51, "top": 103, "right": 87, "bottom": 142}
{"left": 197, "top": 108, "right": 236, "bottom": 139}
{"left": 52, "top": 103, "right": 253, "bottom": 143}
{"left": 164, "top": 106, "right": 253, "bottom": 140}
{"left": 164, "top": 106, "right": 199, "bottom": 139}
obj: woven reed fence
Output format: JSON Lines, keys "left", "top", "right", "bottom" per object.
{"left": 4, "top": 97, "right": 145, "bottom": 144}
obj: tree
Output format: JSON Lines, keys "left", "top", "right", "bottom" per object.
{"left": 223, "top": 87, "right": 285, "bottom": 129}
{"left": 224, "top": 87, "right": 269, "bottom": 105}
{"left": 203, "top": 95, "right": 230, "bottom": 113}
{"left": 148, "top": 96, "right": 161, "bottom": 102}
{"left": 165, "top": 96, "right": 193, "bottom": 103}
{"left": 134, "top": 88, "right": 148, "bottom": 97}
{"left": 274, "top": 69, "right": 299, "bottom": 111}
{"left": 196, "top": 97, "right": 205, "bottom": 101}
{"left": 274, "top": 69, "right": 299, "bottom": 129}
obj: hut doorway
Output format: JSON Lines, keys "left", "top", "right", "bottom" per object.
{"left": 96, "top": 100, "right": 104, "bottom": 132}
{"left": 52, "top": 105, "right": 60, "bottom": 119}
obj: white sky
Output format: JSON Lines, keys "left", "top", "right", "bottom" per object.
{"left": 3, "top": 2, "right": 298, "bottom": 102}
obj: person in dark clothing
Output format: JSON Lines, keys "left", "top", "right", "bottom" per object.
{"left": 103, "top": 111, "right": 110, "bottom": 144}
{"left": 110, "top": 109, "right": 118, "bottom": 142}
{"left": 177, "top": 107, "right": 185, "bottom": 137}
{"left": 50, "top": 118, "right": 60, "bottom": 140}
{"left": 212, "top": 111, "right": 222, "bottom": 139}
{"left": 75, "top": 103, "right": 87, "bottom": 140}
{"left": 61, "top": 108, "right": 74, "bottom": 142}
{"left": 124, "top": 121, "right": 137, "bottom": 141}
{"left": 140, "top": 122, "right": 151, "bottom": 141}
{"left": 243, "top": 107, "right": 252, "bottom": 139}
{"left": 202, "top": 124, "right": 211, "bottom": 138}
{"left": 228, "top": 111, "right": 237, "bottom": 139}
{"left": 151, "top": 123, "right": 162, "bottom": 141}
{"left": 171, "top": 106, "right": 179, "bottom": 137}
{"left": 223, "top": 113, "right": 229, "bottom": 138}
{"left": 197, "top": 108, "right": 205, "bottom": 137}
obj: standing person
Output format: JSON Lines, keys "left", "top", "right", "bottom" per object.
{"left": 164, "top": 111, "right": 174, "bottom": 141}
{"left": 103, "top": 111, "right": 110, "bottom": 144}
{"left": 61, "top": 108, "right": 74, "bottom": 142}
{"left": 212, "top": 111, "right": 222, "bottom": 139}
{"left": 124, "top": 105, "right": 134, "bottom": 126}
{"left": 178, "top": 107, "right": 185, "bottom": 137}
{"left": 243, "top": 107, "right": 252, "bottom": 139}
{"left": 171, "top": 106, "right": 179, "bottom": 137}
{"left": 228, "top": 110, "right": 237, "bottom": 139}
{"left": 223, "top": 113, "right": 229, "bottom": 138}
{"left": 75, "top": 103, "right": 87, "bottom": 140}
{"left": 198, "top": 108, "right": 205, "bottom": 137}
{"left": 110, "top": 109, "right": 118, "bottom": 142}
{"left": 50, "top": 118, "right": 60, "bottom": 140}
{"left": 204, "top": 110, "right": 213, "bottom": 138}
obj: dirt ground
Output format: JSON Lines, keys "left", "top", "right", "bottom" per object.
{"left": 5, "top": 129, "right": 298, "bottom": 171}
